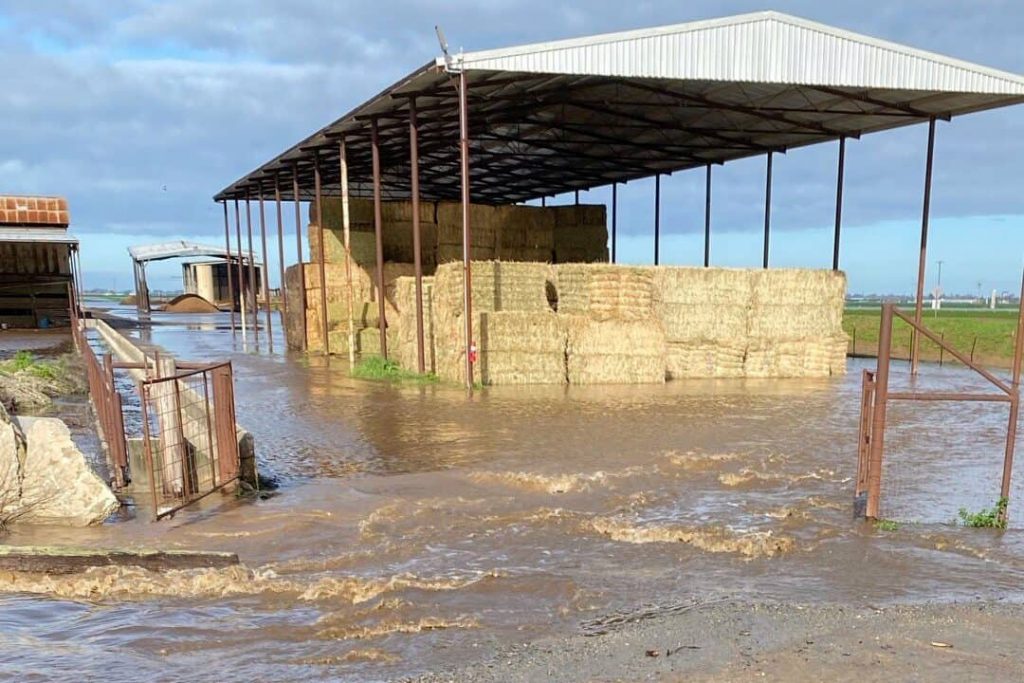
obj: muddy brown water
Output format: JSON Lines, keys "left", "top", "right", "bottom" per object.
{"left": 2, "top": 303, "right": 1024, "bottom": 681}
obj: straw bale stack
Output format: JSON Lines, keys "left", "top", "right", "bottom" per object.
{"left": 665, "top": 342, "right": 747, "bottom": 379}
{"left": 743, "top": 336, "right": 848, "bottom": 378}
{"left": 394, "top": 276, "right": 435, "bottom": 374}
{"left": 556, "top": 264, "right": 655, "bottom": 321}
{"left": 565, "top": 316, "right": 666, "bottom": 384}
{"left": 477, "top": 311, "right": 568, "bottom": 385}
{"left": 552, "top": 205, "right": 609, "bottom": 263}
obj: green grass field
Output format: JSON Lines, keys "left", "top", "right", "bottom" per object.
{"left": 843, "top": 307, "right": 1020, "bottom": 368}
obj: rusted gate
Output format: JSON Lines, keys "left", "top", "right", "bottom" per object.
{"left": 855, "top": 303, "right": 1023, "bottom": 525}
{"left": 71, "top": 307, "right": 130, "bottom": 489}
{"left": 139, "top": 362, "right": 240, "bottom": 520}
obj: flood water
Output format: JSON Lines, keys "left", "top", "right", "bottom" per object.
{"left": 3, "top": 303, "right": 1024, "bottom": 681}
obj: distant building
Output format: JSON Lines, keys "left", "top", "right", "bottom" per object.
{"left": 0, "top": 195, "right": 78, "bottom": 328}
{"left": 182, "top": 259, "right": 263, "bottom": 308}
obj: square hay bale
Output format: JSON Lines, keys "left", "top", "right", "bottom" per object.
{"left": 742, "top": 335, "right": 848, "bottom": 378}
{"left": 565, "top": 316, "right": 666, "bottom": 384}
{"left": 554, "top": 223, "right": 609, "bottom": 264}
{"left": 665, "top": 342, "right": 747, "bottom": 379}
{"left": 477, "top": 311, "right": 568, "bottom": 385}
{"left": 433, "top": 261, "right": 553, "bottom": 315}
{"left": 437, "top": 243, "right": 497, "bottom": 264}
{"left": 555, "top": 264, "right": 655, "bottom": 321}
{"left": 750, "top": 268, "right": 846, "bottom": 307}
{"left": 551, "top": 204, "right": 607, "bottom": 228}
{"left": 393, "top": 276, "right": 435, "bottom": 374}
{"left": 313, "top": 197, "right": 435, "bottom": 229}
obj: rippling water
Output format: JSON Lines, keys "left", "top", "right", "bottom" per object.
{"left": 2, "top": 304, "right": 1024, "bottom": 681}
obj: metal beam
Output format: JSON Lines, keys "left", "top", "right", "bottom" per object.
{"left": 409, "top": 98, "right": 426, "bottom": 373}
{"left": 763, "top": 151, "right": 773, "bottom": 269}
{"left": 257, "top": 191, "right": 274, "bottom": 352}
{"left": 292, "top": 166, "right": 307, "bottom": 351}
{"left": 911, "top": 117, "right": 937, "bottom": 375}
{"left": 459, "top": 69, "right": 475, "bottom": 389}
{"left": 221, "top": 201, "right": 236, "bottom": 334}
{"left": 370, "top": 117, "right": 389, "bottom": 359}
{"left": 704, "top": 164, "right": 712, "bottom": 268}
{"left": 833, "top": 136, "right": 846, "bottom": 271}
{"left": 313, "top": 153, "right": 330, "bottom": 355}
{"left": 654, "top": 174, "right": 661, "bottom": 266}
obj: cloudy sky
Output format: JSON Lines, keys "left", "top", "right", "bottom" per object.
{"left": 2, "top": 0, "right": 1023, "bottom": 295}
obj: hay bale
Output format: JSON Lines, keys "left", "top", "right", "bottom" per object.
{"left": 653, "top": 268, "right": 753, "bottom": 342}
{"left": 556, "top": 264, "right": 655, "bottom": 321}
{"left": 665, "top": 342, "right": 747, "bottom": 379}
{"left": 478, "top": 311, "right": 567, "bottom": 385}
{"left": 433, "top": 261, "right": 553, "bottom": 315}
{"left": 744, "top": 335, "right": 848, "bottom": 378}
{"left": 565, "top": 316, "right": 666, "bottom": 384}
{"left": 393, "top": 276, "right": 435, "bottom": 374}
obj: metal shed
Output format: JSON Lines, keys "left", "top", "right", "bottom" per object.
{"left": 214, "top": 11, "right": 1024, "bottom": 384}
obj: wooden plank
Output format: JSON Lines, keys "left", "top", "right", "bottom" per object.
{"left": 0, "top": 545, "right": 240, "bottom": 574}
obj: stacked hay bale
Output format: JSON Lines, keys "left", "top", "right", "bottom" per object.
{"left": 744, "top": 269, "right": 847, "bottom": 377}
{"left": 394, "top": 276, "right": 435, "bottom": 374}
{"left": 653, "top": 268, "right": 752, "bottom": 379}
{"left": 552, "top": 205, "right": 609, "bottom": 263}
{"left": 496, "top": 205, "right": 555, "bottom": 262}
{"left": 556, "top": 264, "right": 666, "bottom": 384}
{"left": 431, "top": 261, "right": 561, "bottom": 385}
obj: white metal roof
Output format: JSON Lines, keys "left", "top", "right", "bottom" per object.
{"left": 128, "top": 241, "right": 257, "bottom": 264}
{"left": 448, "top": 11, "right": 1024, "bottom": 94}
{"left": 0, "top": 227, "right": 78, "bottom": 244}
{"left": 216, "top": 11, "right": 1024, "bottom": 203}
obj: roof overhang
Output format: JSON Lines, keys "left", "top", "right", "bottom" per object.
{"left": 214, "top": 11, "right": 1024, "bottom": 205}
{"left": 0, "top": 227, "right": 78, "bottom": 245}
{"left": 128, "top": 241, "right": 257, "bottom": 265}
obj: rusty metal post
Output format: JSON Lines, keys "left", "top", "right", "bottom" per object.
{"left": 409, "top": 98, "right": 426, "bottom": 373}
{"left": 313, "top": 153, "right": 330, "bottom": 355}
{"left": 258, "top": 190, "right": 274, "bottom": 352}
{"left": 704, "top": 163, "right": 712, "bottom": 267}
{"left": 201, "top": 373, "right": 217, "bottom": 489}
{"left": 912, "top": 117, "right": 937, "bottom": 375}
{"left": 763, "top": 151, "right": 773, "bottom": 269}
{"left": 338, "top": 137, "right": 356, "bottom": 365}
{"left": 212, "top": 364, "right": 240, "bottom": 484}
{"left": 292, "top": 166, "right": 307, "bottom": 351}
{"left": 370, "top": 117, "right": 388, "bottom": 359}
{"left": 139, "top": 383, "right": 160, "bottom": 521}
{"left": 459, "top": 69, "right": 474, "bottom": 389}
{"left": 999, "top": 267, "right": 1024, "bottom": 523}
{"left": 245, "top": 194, "right": 259, "bottom": 345}
{"left": 234, "top": 199, "right": 247, "bottom": 345}
{"left": 171, "top": 379, "right": 192, "bottom": 498}
{"left": 654, "top": 174, "right": 661, "bottom": 266}
{"left": 274, "top": 177, "right": 288, "bottom": 323}
{"left": 856, "top": 369, "right": 876, "bottom": 499}
{"left": 833, "top": 136, "right": 846, "bottom": 271}
{"left": 611, "top": 183, "right": 617, "bottom": 264}
{"left": 221, "top": 201, "right": 236, "bottom": 333}
{"left": 866, "top": 303, "right": 895, "bottom": 519}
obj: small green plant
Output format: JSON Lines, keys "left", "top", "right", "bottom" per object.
{"left": 0, "top": 351, "right": 36, "bottom": 374}
{"left": 874, "top": 519, "right": 899, "bottom": 532}
{"left": 351, "top": 356, "right": 438, "bottom": 384}
{"left": 957, "top": 498, "right": 1008, "bottom": 529}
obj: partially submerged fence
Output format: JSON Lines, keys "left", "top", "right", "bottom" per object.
{"left": 855, "top": 303, "right": 1023, "bottom": 525}
{"left": 70, "top": 302, "right": 241, "bottom": 520}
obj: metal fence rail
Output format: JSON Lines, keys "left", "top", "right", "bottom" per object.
{"left": 140, "top": 362, "right": 240, "bottom": 520}
{"left": 855, "top": 303, "right": 1023, "bottom": 525}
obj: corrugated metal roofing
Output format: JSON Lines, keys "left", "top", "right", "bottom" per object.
{"left": 128, "top": 241, "right": 257, "bottom": 264}
{"left": 0, "top": 227, "right": 78, "bottom": 244}
{"left": 214, "top": 11, "right": 1024, "bottom": 203}
{"left": 449, "top": 12, "right": 1024, "bottom": 94}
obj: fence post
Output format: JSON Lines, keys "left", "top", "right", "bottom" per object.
{"left": 971, "top": 336, "right": 978, "bottom": 363}
{"left": 139, "top": 383, "right": 160, "bottom": 522}
{"left": 939, "top": 332, "right": 944, "bottom": 367}
{"left": 866, "top": 304, "right": 894, "bottom": 519}
{"left": 212, "top": 364, "right": 240, "bottom": 485}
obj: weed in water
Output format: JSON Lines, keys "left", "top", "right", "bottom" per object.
{"left": 352, "top": 356, "right": 438, "bottom": 384}
{"left": 957, "top": 498, "right": 1008, "bottom": 529}
{"left": 874, "top": 519, "right": 899, "bottom": 532}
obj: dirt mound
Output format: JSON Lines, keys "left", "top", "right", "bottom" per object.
{"left": 162, "top": 293, "right": 220, "bottom": 314}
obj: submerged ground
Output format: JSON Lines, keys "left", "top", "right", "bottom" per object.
{"left": 2, "top": 302, "right": 1024, "bottom": 681}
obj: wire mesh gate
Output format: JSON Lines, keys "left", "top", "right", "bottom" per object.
{"left": 855, "top": 303, "right": 1022, "bottom": 525}
{"left": 140, "top": 363, "right": 240, "bottom": 520}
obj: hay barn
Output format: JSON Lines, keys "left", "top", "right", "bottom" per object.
{"left": 216, "top": 11, "right": 1024, "bottom": 386}
{"left": 0, "top": 195, "right": 79, "bottom": 328}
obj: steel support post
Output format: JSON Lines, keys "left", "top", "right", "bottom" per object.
{"left": 704, "top": 163, "right": 712, "bottom": 268}
{"left": 1000, "top": 266, "right": 1024, "bottom": 523}
{"left": 292, "top": 166, "right": 307, "bottom": 351}
{"left": 258, "top": 190, "right": 273, "bottom": 351}
{"left": 221, "top": 201, "right": 236, "bottom": 333}
{"left": 274, "top": 177, "right": 287, "bottom": 322}
{"left": 313, "top": 153, "right": 330, "bottom": 355}
{"left": 339, "top": 137, "right": 356, "bottom": 366}
{"left": 912, "top": 117, "right": 937, "bottom": 375}
{"left": 245, "top": 194, "right": 259, "bottom": 345}
{"left": 234, "top": 199, "right": 247, "bottom": 344}
{"left": 409, "top": 98, "right": 426, "bottom": 373}
{"left": 832, "top": 136, "right": 846, "bottom": 271}
{"left": 866, "top": 304, "right": 895, "bottom": 519}
{"left": 459, "top": 69, "right": 474, "bottom": 389}
{"left": 654, "top": 174, "right": 661, "bottom": 266}
{"left": 611, "top": 183, "right": 617, "bottom": 264}
{"left": 370, "top": 118, "right": 388, "bottom": 360}
{"left": 763, "top": 151, "right": 773, "bottom": 269}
